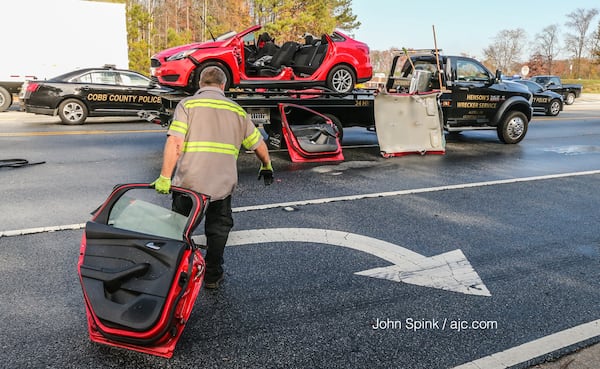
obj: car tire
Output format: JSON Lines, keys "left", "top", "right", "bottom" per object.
{"left": 0, "top": 86, "right": 12, "bottom": 112}
{"left": 326, "top": 65, "right": 356, "bottom": 94}
{"left": 565, "top": 92, "right": 575, "bottom": 105}
{"left": 497, "top": 111, "right": 528, "bottom": 144}
{"left": 323, "top": 113, "right": 344, "bottom": 143}
{"left": 546, "top": 99, "right": 562, "bottom": 116}
{"left": 191, "top": 61, "right": 232, "bottom": 93}
{"left": 306, "top": 113, "right": 344, "bottom": 143}
{"left": 58, "top": 98, "right": 88, "bottom": 125}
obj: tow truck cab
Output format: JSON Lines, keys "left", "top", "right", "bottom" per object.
{"left": 386, "top": 53, "right": 533, "bottom": 143}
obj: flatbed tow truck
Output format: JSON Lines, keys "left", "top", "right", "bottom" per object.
{"left": 144, "top": 50, "right": 534, "bottom": 148}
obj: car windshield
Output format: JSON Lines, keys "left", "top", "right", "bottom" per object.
{"left": 215, "top": 30, "right": 237, "bottom": 41}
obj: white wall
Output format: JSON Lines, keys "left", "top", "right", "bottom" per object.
{"left": 1, "top": 0, "right": 128, "bottom": 80}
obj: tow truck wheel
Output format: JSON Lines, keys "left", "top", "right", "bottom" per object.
{"left": 0, "top": 86, "right": 12, "bottom": 112}
{"left": 546, "top": 99, "right": 562, "bottom": 116}
{"left": 58, "top": 98, "right": 88, "bottom": 125}
{"left": 323, "top": 113, "right": 344, "bottom": 143}
{"left": 565, "top": 92, "right": 575, "bottom": 105}
{"left": 327, "top": 65, "right": 355, "bottom": 94}
{"left": 497, "top": 111, "right": 528, "bottom": 144}
{"left": 192, "top": 61, "right": 231, "bottom": 93}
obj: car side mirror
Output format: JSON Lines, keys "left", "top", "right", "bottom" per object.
{"left": 495, "top": 69, "right": 502, "bottom": 83}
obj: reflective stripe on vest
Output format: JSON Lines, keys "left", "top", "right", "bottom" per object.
{"left": 183, "top": 141, "right": 240, "bottom": 158}
{"left": 169, "top": 120, "right": 188, "bottom": 135}
{"left": 242, "top": 127, "right": 262, "bottom": 150}
{"left": 183, "top": 98, "right": 247, "bottom": 118}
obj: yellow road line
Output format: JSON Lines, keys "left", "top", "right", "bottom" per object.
{"left": 0, "top": 129, "right": 165, "bottom": 137}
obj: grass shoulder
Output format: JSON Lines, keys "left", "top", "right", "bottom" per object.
{"left": 562, "top": 79, "right": 600, "bottom": 93}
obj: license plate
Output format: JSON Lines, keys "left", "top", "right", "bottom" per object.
{"left": 249, "top": 109, "right": 270, "bottom": 125}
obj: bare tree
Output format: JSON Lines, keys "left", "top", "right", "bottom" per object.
{"left": 535, "top": 24, "right": 561, "bottom": 74}
{"left": 591, "top": 20, "right": 600, "bottom": 62}
{"left": 564, "top": 8, "right": 599, "bottom": 77}
{"left": 483, "top": 28, "right": 527, "bottom": 75}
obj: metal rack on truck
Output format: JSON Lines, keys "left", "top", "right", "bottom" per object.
{"left": 144, "top": 88, "right": 376, "bottom": 148}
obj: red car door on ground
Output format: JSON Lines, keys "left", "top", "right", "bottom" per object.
{"left": 78, "top": 184, "right": 209, "bottom": 358}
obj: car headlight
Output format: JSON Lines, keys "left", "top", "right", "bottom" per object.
{"left": 166, "top": 48, "right": 199, "bottom": 61}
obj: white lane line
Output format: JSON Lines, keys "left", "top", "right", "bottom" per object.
{"left": 2, "top": 169, "right": 600, "bottom": 238}
{"left": 234, "top": 169, "right": 600, "bottom": 212}
{"left": 0, "top": 223, "right": 86, "bottom": 237}
{"left": 452, "top": 319, "right": 600, "bottom": 369}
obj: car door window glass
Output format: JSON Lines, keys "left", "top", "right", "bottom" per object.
{"left": 71, "top": 73, "right": 92, "bottom": 83}
{"left": 89, "top": 71, "right": 118, "bottom": 85}
{"left": 456, "top": 60, "right": 488, "bottom": 81}
{"left": 108, "top": 190, "right": 188, "bottom": 240}
{"left": 119, "top": 72, "right": 150, "bottom": 87}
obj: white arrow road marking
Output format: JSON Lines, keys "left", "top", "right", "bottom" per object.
{"left": 193, "top": 228, "right": 490, "bottom": 296}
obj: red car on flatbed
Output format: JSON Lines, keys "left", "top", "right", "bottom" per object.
{"left": 150, "top": 25, "right": 372, "bottom": 94}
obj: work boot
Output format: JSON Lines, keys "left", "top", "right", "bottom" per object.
{"left": 204, "top": 272, "right": 224, "bottom": 290}
{"left": 204, "top": 265, "right": 224, "bottom": 289}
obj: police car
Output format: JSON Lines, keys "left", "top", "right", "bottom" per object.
{"left": 21, "top": 65, "right": 163, "bottom": 125}
{"left": 509, "top": 79, "right": 563, "bottom": 116}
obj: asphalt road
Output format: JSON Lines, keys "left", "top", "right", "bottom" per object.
{"left": 0, "top": 99, "right": 599, "bottom": 369}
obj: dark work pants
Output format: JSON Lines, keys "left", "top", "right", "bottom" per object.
{"left": 173, "top": 194, "right": 233, "bottom": 279}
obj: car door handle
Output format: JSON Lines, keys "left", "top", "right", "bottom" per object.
{"left": 458, "top": 87, "right": 469, "bottom": 91}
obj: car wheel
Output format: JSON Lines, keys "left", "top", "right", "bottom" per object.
{"left": 546, "top": 99, "right": 562, "bottom": 116}
{"left": 0, "top": 86, "right": 12, "bottom": 112}
{"left": 326, "top": 65, "right": 356, "bottom": 94}
{"left": 565, "top": 92, "right": 575, "bottom": 105}
{"left": 497, "top": 111, "right": 528, "bottom": 144}
{"left": 191, "top": 61, "right": 232, "bottom": 93}
{"left": 323, "top": 113, "right": 344, "bottom": 143}
{"left": 307, "top": 113, "right": 344, "bottom": 143}
{"left": 58, "top": 98, "right": 88, "bottom": 125}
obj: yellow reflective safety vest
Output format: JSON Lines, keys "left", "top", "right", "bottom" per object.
{"left": 167, "top": 86, "right": 262, "bottom": 200}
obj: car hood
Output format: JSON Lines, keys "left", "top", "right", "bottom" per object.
{"left": 503, "top": 80, "right": 532, "bottom": 93}
{"left": 151, "top": 40, "right": 227, "bottom": 60}
{"left": 151, "top": 25, "right": 262, "bottom": 61}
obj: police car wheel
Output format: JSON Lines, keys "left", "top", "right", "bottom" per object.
{"left": 546, "top": 99, "right": 562, "bottom": 116}
{"left": 58, "top": 98, "right": 88, "bottom": 125}
{"left": 497, "top": 111, "right": 527, "bottom": 144}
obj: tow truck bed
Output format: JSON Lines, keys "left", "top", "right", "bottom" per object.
{"left": 150, "top": 88, "right": 376, "bottom": 130}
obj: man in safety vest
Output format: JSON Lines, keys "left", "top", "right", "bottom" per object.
{"left": 152, "top": 66, "right": 273, "bottom": 289}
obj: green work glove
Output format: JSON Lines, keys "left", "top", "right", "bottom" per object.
{"left": 151, "top": 175, "right": 171, "bottom": 194}
{"left": 257, "top": 162, "right": 274, "bottom": 186}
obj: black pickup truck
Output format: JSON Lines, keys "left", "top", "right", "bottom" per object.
{"left": 387, "top": 53, "right": 533, "bottom": 143}
{"left": 528, "top": 75, "right": 582, "bottom": 105}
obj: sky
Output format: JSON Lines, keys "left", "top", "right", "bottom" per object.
{"left": 351, "top": 0, "right": 600, "bottom": 59}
